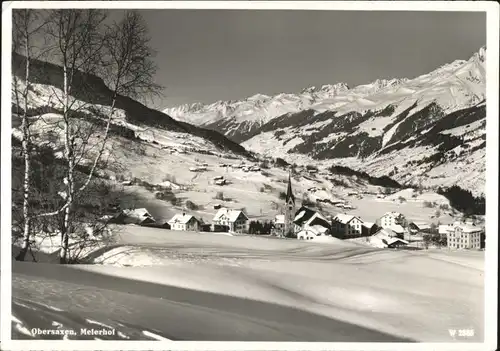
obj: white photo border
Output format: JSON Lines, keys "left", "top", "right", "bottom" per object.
{"left": 1, "top": 1, "right": 498, "bottom": 350}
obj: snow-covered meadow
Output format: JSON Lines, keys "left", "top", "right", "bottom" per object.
{"left": 63, "top": 225, "right": 484, "bottom": 342}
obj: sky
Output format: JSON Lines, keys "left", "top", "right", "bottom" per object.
{"left": 113, "top": 10, "right": 486, "bottom": 109}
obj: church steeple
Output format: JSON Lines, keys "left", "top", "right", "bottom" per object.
{"left": 284, "top": 170, "right": 296, "bottom": 237}
{"left": 285, "top": 172, "right": 295, "bottom": 204}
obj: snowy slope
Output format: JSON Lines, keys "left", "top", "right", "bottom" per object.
{"left": 75, "top": 226, "right": 484, "bottom": 342}
{"left": 13, "top": 226, "right": 483, "bottom": 341}
{"left": 11, "top": 53, "right": 251, "bottom": 159}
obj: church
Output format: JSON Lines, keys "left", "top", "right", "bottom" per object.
{"left": 274, "top": 172, "right": 332, "bottom": 238}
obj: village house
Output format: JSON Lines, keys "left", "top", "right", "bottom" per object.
{"left": 304, "top": 213, "right": 331, "bottom": 234}
{"left": 445, "top": 222, "right": 484, "bottom": 249}
{"left": 113, "top": 208, "right": 156, "bottom": 225}
{"left": 379, "top": 211, "right": 406, "bottom": 228}
{"left": 439, "top": 223, "right": 454, "bottom": 236}
{"left": 212, "top": 208, "right": 249, "bottom": 233}
{"left": 361, "top": 222, "right": 379, "bottom": 237}
{"left": 389, "top": 224, "right": 406, "bottom": 238}
{"left": 332, "top": 214, "right": 363, "bottom": 238}
{"left": 168, "top": 213, "right": 201, "bottom": 232}
{"left": 139, "top": 221, "right": 172, "bottom": 230}
{"left": 385, "top": 237, "right": 409, "bottom": 249}
{"left": 296, "top": 214, "right": 330, "bottom": 240}
{"left": 294, "top": 209, "right": 331, "bottom": 239}
{"left": 273, "top": 214, "right": 285, "bottom": 234}
{"left": 366, "top": 228, "right": 409, "bottom": 249}
{"left": 293, "top": 206, "right": 316, "bottom": 233}
{"left": 293, "top": 206, "right": 330, "bottom": 234}
{"left": 373, "top": 227, "right": 399, "bottom": 238}
{"left": 297, "top": 229, "right": 317, "bottom": 240}
{"left": 408, "top": 222, "right": 432, "bottom": 234}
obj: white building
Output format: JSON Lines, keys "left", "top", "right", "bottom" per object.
{"left": 296, "top": 215, "right": 330, "bottom": 240}
{"left": 332, "top": 214, "right": 363, "bottom": 237}
{"left": 213, "top": 208, "right": 249, "bottom": 233}
{"left": 168, "top": 213, "right": 201, "bottom": 231}
{"left": 297, "top": 228, "right": 321, "bottom": 240}
{"left": 301, "top": 212, "right": 330, "bottom": 234}
{"left": 439, "top": 223, "right": 455, "bottom": 235}
{"left": 273, "top": 214, "right": 285, "bottom": 233}
{"left": 379, "top": 211, "right": 406, "bottom": 228}
{"left": 446, "top": 223, "right": 484, "bottom": 249}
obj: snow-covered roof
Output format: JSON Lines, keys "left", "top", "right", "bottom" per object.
{"left": 305, "top": 212, "right": 329, "bottom": 226}
{"left": 293, "top": 207, "right": 316, "bottom": 225}
{"left": 459, "top": 224, "right": 483, "bottom": 233}
{"left": 298, "top": 213, "right": 330, "bottom": 236}
{"left": 294, "top": 210, "right": 306, "bottom": 222}
{"left": 374, "top": 228, "right": 399, "bottom": 238}
{"left": 439, "top": 224, "right": 454, "bottom": 234}
{"left": 439, "top": 223, "right": 483, "bottom": 234}
{"left": 334, "top": 214, "right": 361, "bottom": 224}
{"left": 213, "top": 208, "right": 248, "bottom": 222}
{"left": 411, "top": 222, "right": 431, "bottom": 230}
{"left": 122, "top": 208, "right": 152, "bottom": 219}
{"left": 386, "top": 237, "right": 409, "bottom": 245}
{"left": 157, "top": 180, "right": 180, "bottom": 189}
{"left": 168, "top": 213, "right": 197, "bottom": 225}
{"left": 274, "top": 214, "right": 285, "bottom": 224}
{"left": 308, "top": 225, "right": 329, "bottom": 235}
{"left": 381, "top": 211, "right": 403, "bottom": 218}
{"left": 362, "top": 221, "right": 375, "bottom": 228}
{"left": 388, "top": 224, "right": 405, "bottom": 234}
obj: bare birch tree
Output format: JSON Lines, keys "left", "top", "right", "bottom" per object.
{"left": 42, "top": 9, "right": 162, "bottom": 263}
{"left": 12, "top": 9, "right": 50, "bottom": 261}
{"left": 38, "top": 9, "right": 108, "bottom": 263}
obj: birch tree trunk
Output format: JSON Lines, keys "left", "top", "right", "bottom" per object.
{"left": 60, "top": 63, "right": 74, "bottom": 264}
{"left": 18, "top": 43, "right": 32, "bottom": 261}
{"left": 14, "top": 11, "right": 33, "bottom": 261}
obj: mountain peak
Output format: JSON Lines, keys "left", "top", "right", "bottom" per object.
{"left": 302, "top": 83, "right": 350, "bottom": 94}
{"left": 247, "top": 93, "right": 271, "bottom": 101}
{"left": 471, "top": 46, "right": 486, "bottom": 63}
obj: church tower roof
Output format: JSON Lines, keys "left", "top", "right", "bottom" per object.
{"left": 286, "top": 172, "right": 295, "bottom": 204}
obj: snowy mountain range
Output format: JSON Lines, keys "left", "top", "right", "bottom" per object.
{"left": 164, "top": 47, "right": 487, "bottom": 195}
{"left": 165, "top": 47, "right": 485, "bottom": 143}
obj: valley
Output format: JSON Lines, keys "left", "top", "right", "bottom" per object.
{"left": 166, "top": 47, "right": 486, "bottom": 196}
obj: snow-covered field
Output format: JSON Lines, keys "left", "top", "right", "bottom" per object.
{"left": 11, "top": 223, "right": 485, "bottom": 342}
{"left": 63, "top": 225, "right": 484, "bottom": 342}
